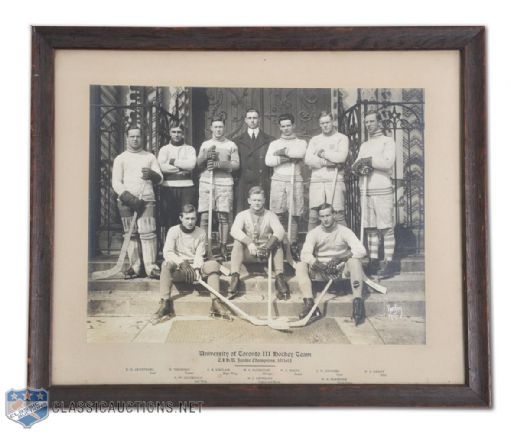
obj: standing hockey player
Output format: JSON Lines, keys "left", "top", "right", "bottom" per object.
{"left": 265, "top": 113, "right": 307, "bottom": 259}
{"left": 296, "top": 203, "right": 367, "bottom": 326}
{"left": 153, "top": 204, "right": 231, "bottom": 323}
{"left": 228, "top": 186, "right": 290, "bottom": 300}
{"left": 197, "top": 116, "right": 240, "bottom": 260}
{"left": 352, "top": 111, "right": 396, "bottom": 279}
{"left": 111, "top": 126, "right": 163, "bottom": 279}
{"left": 233, "top": 109, "right": 274, "bottom": 212}
{"left": 157, "top": 122, "right": 196, "bottom": 232}
{"left": 305, "top": 111, "right": 349, "bottom": 230}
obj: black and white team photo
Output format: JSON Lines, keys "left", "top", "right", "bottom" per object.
{"left": 87, "top": 86, "right": 425, "bottom": 345}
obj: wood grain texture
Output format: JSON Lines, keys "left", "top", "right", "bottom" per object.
{"left": 28, "top": 27, "right": 54, "bottom": 391}
{"left": 28, "top": 26, "right": 490, "bottom": 407}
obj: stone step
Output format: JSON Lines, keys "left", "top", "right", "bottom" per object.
{"left": 88, "top": 255, "right": 425, "bottom": 273}
{"left": 88, "top": 271, "right": 424, "bottom": 319}
{"left": 89, "top": 272, "right": 425, "bottom": 294}
{"left": 88, "top": 289, "right": 424, "bottom": 318}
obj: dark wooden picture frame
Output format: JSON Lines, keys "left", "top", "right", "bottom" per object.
{"left": 29, "top": 26, "right": 490, "bottom": 407}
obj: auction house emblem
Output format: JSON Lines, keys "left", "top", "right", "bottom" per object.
{"left": 6, "top": 388, "right": 49, "bottom": 428}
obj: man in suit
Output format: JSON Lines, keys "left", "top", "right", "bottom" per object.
{"left": 233, "top": 109, "right": 274, "bottom": 212}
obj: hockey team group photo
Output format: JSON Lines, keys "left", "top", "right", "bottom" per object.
{"left": 87, "top": 86, "right": 425, "bottom": 345}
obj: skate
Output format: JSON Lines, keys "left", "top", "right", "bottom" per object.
{"left": 151, "top": 298, "right": 173, "bottom": 325}
{"left": 227, "top": 272, "right": 242, "bottom": 299}
{"left": 123, "top": 267, "right": 140, "bottom": 280}
{"left": 377, "top": 259, "right": 394, "bottom": 280}
{"left": 148, "top": 266, "right": 161, "bottom": 280}
{"left": 209, "top": 298, "right": 233, "bottom": 321}
{"left": 351, "top": 297, "right": 366, "bottom": 326}
{"left": 298, "top": 298, "right": 322, "bottom": 321}
{"left": 275, "top": 274, "right": 291, "bottom": 300}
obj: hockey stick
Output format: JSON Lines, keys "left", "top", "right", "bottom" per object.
{"left": 288, "top": 162, "right": 295, "bottom": 244}
{"left": 330, "top": 166, "right": 339, "bottom": 205}
{"left": 288, "top": 279, "right": 334, "bottom": 328}
{"left": 360, "top": 174, "right": 368, "bottom": 244}
{"left": 196, "top": 278, "right": 290, "bottom": 331}
{"left": 91, "top": 183, "right": 147, "bottom": 280}
{"left": 363, "top": 275, "right": 387, "bottom": 294}
{"left": 207, "top": 168, "right": 214, "bottom": 258}
{"left": 283, "top": 162, "right": 297, "bottom": 269}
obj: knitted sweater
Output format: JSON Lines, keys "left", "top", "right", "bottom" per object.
{"left": 163, "top": 225, "right": 206, "bottom": 269}
{"left": 231, "top": 209, "right": 285, "bottom": 247}
{"left": 355, "top": 132, "right": 396, "bottom": 195}
{"left": 301, "top": 224, "right": 366, "bottom": 265}
{"left": 305, "top": 132, "right": 349, "bottom": 182}
{"left": 157, "top": 143, "right": 196, "bottom": 187}
{"left": 111, "top": 150, "right": 162, "bottom": 201}
{"left": 265, "top": 135, "right": 307, "bottom": 182}
{"left": 197, "top": 138, "right": 239, "bottom": 186}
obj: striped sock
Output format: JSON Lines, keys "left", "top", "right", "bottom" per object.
{"left": 382, "top": 228, "right": 395, "bottom": 261}
{"left": 367, "top": 230, "right": 379, "bottom": 260}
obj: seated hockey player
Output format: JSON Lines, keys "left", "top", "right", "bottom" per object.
{"left": 296, "top": 203, "right": 368, "bottom": 326}
{"left": 152, "top": 204, "right": 231, "bottom": 324}
{"left": 228, "top": 186, "right": 290, "bottom": 300}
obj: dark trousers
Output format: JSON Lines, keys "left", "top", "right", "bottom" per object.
{"left": 160, "top": 186, "right": 196, "bottom": 230}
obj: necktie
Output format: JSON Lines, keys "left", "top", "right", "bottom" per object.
{"left": 251, "top": 132, "right": 256, "bottom": 141}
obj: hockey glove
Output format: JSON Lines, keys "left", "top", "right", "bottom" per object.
{"left": 119, "top": 191, "right": 146, "bottom": 213}
{"left": 352, "top": 157, "right": 373, "bottom": 176}
{"left": 257, "top": 236, "right": 278, "bottom": 259}
{"left": 141, "top": 167, "right": 162, "bottom": 184}
{"left": 206, "top": 145, "right": 218, "bottom": 161}
{"left": 179, "top": 260, "right": 197, "bottom": 284}
{"left": 326, "top": 258, "right": 343, "bottom": 280}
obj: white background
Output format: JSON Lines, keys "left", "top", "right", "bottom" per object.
{"left": 0, "top": 0, "right": 514, "bottom": 430}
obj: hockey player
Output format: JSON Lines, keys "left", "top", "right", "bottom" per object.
{"left": 265, "top": 113, "right": 307, "bottom": 259}
{"left": 296, "top": 203, "right": 367, "bottom": 326}
{"left": 305, "top": 111, "right": 349, "bottom": 230}
{"left": 197, "top": 116, "right": 240, "bottom": 260}
{"left": 352, "top": 111, "right": 396, "bottom": 279}
{"left": 228, "top": 186, "right": 290, "bottom": 300}
{"left": 153, "top": 204, "right": 231, "bottom": 323}
{"left": 111, "top": 126, "right": 163, "bottom": 279}
{"left": 157, "top": 122, "right": 196, "bottom": 232}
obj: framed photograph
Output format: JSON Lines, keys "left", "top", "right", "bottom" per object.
{"left": 28, "top": 26, "right": 490, "bottom": 407}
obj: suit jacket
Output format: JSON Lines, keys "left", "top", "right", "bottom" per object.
{"left": 233, "top": 130, "right": 274, "bottom": 212}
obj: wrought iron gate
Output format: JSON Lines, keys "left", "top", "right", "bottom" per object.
{"left": 89, "top": 86, "right": 182, "bottom": 257}
{"left": 339, "top": 89, "right": 425, "bottom": 256}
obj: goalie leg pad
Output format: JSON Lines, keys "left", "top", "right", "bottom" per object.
{"left": 137, "top": 203, "right": 158, "bottom": 275}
